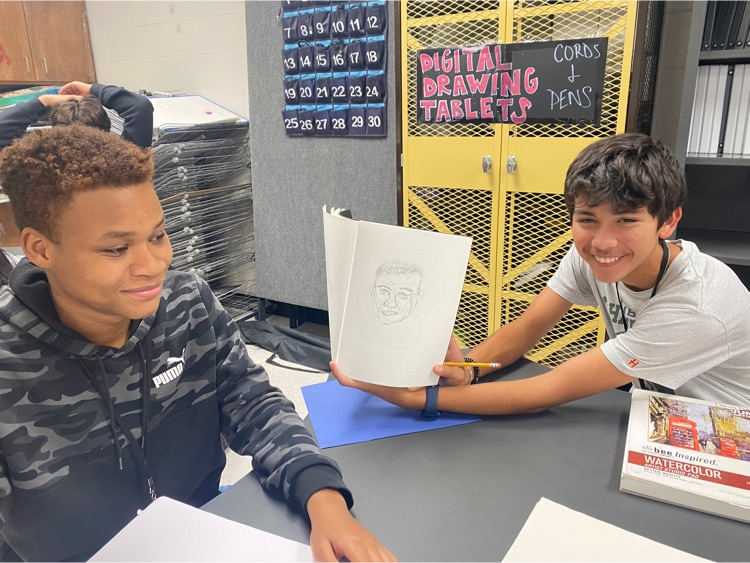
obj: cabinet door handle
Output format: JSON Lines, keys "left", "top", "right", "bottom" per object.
{"left": 507, "top": 156, "right": 518, "bottom": 174}
{"left": 24, "top": 56, "right": 30, "bottom": 74}
{"left": 481, "top": 155, "right": 492, "bottom": 173}
{"left": 42, "top": 56, "right": 48, "bottom": 75}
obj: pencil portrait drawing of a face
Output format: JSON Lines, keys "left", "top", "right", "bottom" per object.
{"left": 370, "top": 260, "right": 424, "bottom": 326}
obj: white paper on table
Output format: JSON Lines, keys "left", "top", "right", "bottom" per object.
{"left": 324, "top": 207, "right": 472, "bottom": 387}
{"left": 89, "top": 497, "right": 313, "bottom": 562}
{"left": 502, "top": 497, "right": 707, "bottom": 562}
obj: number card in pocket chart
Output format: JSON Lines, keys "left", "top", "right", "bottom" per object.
{"left": 282, "top": 1, "right": 388, "bottom": 137}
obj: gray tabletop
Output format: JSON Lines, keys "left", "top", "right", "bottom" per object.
{"left": 204, "top": 359, "right": 749, "bottom": 561}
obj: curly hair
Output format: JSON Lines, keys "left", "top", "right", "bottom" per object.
{"left": 564, "top": 133, "right": 687, "bottom": 227}
{"left": 50, "top": 95, "right": 111, "bottom": 131}
{"left": 0, "top": 124, "right": 153, "bottom": 241}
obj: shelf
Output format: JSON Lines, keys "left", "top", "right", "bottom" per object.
{"left": 686, "top": 156, "right": 750, "bottom": 166}
{"left": 699, "top": 48, "right": 750, "bottom": 63}
{"left": 677, "top": 228, "right": 750, "bottom": 266}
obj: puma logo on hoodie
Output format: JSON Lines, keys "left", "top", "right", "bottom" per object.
{"left": 153, "top": 350, "right": 185, "bottom": 388}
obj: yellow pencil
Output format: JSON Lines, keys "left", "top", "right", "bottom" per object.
{"left": 443, "top": 362, "right": 502, "bottom": 369}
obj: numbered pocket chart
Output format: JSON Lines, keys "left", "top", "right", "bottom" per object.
{"left": 281, "top": 1, "right": 387, "bottom": 137}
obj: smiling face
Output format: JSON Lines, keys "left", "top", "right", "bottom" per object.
{"left": 571, "top": 200, "right": 680, "bottom": 291}
{"left": 27, "top": 182, "right": 173, "bottom": 345}
{"left": 370, "top": 271, "right": 423, "bottom": 325}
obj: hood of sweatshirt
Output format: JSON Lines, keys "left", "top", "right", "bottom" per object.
{"left": 0, "top": 261, "right": 226, "bottom": 560}
{"left": 0, "top": 259, "right": 157, "bottom": 474}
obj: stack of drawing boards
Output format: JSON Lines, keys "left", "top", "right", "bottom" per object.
{"left": 149, "top": 99, "right": 255, "bottom": 322}
{"left": 161, "top": 183, "right": 255, "bottom": 321}
{"left": 323, "top": 207, "right": 471, "bottom": 387}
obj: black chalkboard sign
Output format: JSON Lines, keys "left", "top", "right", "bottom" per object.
{"left": 416, "top": 37, "right": 608, "bottom": 125}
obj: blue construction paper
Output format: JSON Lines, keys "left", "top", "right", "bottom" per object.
{"left": 301, "top": 380, "right": 481, "bottom": 449}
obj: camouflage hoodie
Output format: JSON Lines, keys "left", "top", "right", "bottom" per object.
{"left": 0, "top": 261, "right": 350, "bottom": 561}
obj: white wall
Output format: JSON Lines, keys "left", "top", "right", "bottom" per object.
{"left": 84, "top": 0, "right": 249, "bottom": 118}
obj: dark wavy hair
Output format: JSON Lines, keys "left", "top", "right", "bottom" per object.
{"left": 0, "top": 124, "right": 153, "bottom": 241}
{"left": 50, "top": 95, "right": 111, "bottom": 131}
{"left": 564, "top": 133, "right": 687, "bottom": 227}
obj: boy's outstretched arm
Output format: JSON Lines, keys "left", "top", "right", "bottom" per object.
{"left": 307, "top": 489, "right": 397, "bottom": 562}
{"left": 435, "top": 286, "right": 574, "bottom": 385}
{"left": 332, "top": 346, "right": 634, "bottom": 416}
{"left": 331, "top": 287, "right": 635, "bottom": 415}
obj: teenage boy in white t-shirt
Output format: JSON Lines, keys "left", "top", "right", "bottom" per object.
{"left": 332, "top": 133, "right": 750, "bottom": 411}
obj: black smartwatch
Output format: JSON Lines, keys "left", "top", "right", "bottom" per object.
{"left": 421, "top": 385, "right": 440, "bottom": 418}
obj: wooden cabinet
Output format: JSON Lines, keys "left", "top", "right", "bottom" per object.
{"left": 0, "top": 0, "right": 95, "bottom": 84}
{"left": 0, "top": 2, "right": 36, "bottom": 82}
{"left": 0, "top": 199, "right": 20, "bottom": 248}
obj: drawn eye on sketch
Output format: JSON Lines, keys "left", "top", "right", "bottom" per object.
{"left": 370, "top": 260, "right": 425, "bottom": 326}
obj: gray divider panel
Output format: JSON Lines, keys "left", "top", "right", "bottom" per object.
{"left": 245, "top": 1, "right": 398, "bottom": 311}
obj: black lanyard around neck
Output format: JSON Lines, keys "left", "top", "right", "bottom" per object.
{"left": 615, "top": 238, "right": 670, "bottom": 392}
{"left": 615, "top": 238, "right": 669, "bottom": 329}
{"left": 82, "top": 341, "right": 157, "bottom": 503}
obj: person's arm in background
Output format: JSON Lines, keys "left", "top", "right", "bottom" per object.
{"left": 437, "top": 286, "right": 575, "bottom": 385}
{"left": 0, "top": 94, "right": 81, "bottom": 150}
{"left": 59, "top": 81, "right": 154, "bottom": 148}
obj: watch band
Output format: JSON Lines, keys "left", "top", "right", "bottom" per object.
{"left": 464, "top": 356, "right": 480, "bottom": 385}
{"left": 421, "top": 385, "right": 441, "bottom": 418}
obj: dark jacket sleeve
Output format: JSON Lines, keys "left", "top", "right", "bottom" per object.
{"left": 90, "top": 83, "right": 154, "bottom": 149}
{"left": 199, "top": 278, "right": 354, "bottom": 515}
{"left": 0, "top": 99, "right": 47, "bottom": 150}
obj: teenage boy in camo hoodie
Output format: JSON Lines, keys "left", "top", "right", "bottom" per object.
{"left": 0, "top": 125, "right": 396, "bottom": 562}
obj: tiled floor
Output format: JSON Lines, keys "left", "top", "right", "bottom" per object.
{"left": 219, "top": 319, "right": 330, "bottom": 487}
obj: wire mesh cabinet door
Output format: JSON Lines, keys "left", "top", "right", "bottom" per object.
{"left": 401, "top": 1, "right": 638, "bottom": 367}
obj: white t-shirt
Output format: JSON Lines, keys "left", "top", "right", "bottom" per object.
{"left": 547, "top": 240, "right": 750, "bottom": 406}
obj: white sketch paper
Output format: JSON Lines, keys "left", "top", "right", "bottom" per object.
{"left": 323, "top": 207, "right": 472, "bottom": 387}
{"left": 502, "top": 497, "right": 706, "bottom": 562}
{"left": 89, "top": 496, "right": 312, "bottom": 562}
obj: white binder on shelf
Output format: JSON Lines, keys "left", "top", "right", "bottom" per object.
{"left": 700, "top": 64, "right": 728, "bottom": 156}
{"left": 742, "top": 65, "right": 750, "bottom": 156}
{"left": 723, "top": 64, "right": 749, "bottom": 155}
{"left": 688, "top": 66, "right": 710, "bottom": 156}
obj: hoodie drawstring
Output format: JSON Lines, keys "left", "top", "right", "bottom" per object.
{"left": 77, "top": 338, "right": 157, "bottom": 502}
{"left": 78, "top": 358, "right": 124, "bottom": 471}
{"left": 137, "top": 339, "right": 153, "bottom": 453}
